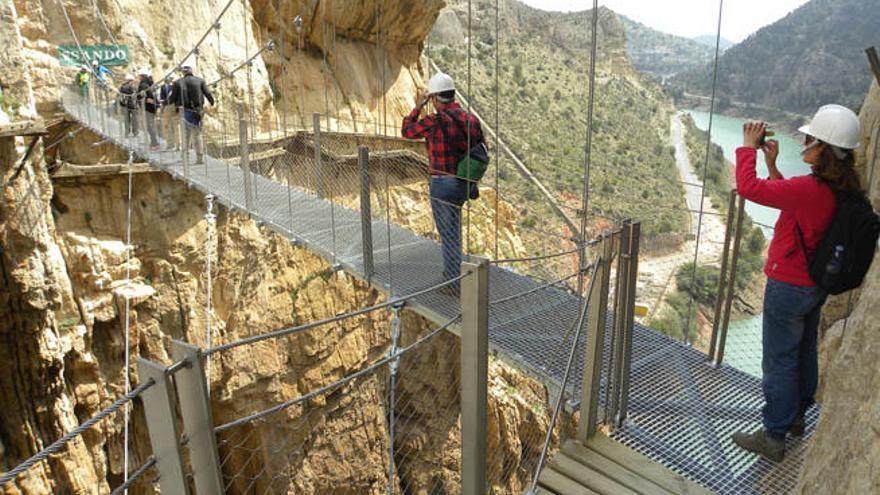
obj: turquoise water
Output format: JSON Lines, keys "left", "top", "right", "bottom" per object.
{"left": 685, "top": 110, "right": 809, "bottom": 237}
{"left": 683, "top": 110, "right": 807, "bottom": 378}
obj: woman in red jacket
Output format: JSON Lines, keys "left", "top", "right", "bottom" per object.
{"left": 732, "top": 104, "right": 862, "bottom": 462}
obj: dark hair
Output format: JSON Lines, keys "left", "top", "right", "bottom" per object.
{"left": 438, "top": 89, "right": 455, "bottom": 101}
{"left": 813, "top": 144, "right": 862, "bottom": 192}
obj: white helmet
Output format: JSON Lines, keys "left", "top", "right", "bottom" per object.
{"left": 180, "top": 57, "right": 196, "bottom": 73}
{"left": 426, "top": 72, "right": 455, "bottom": 95}
{"left": 80, "top": 64, "right": 89, "bottom": 70}
{"left": 798, "top": 104, "right": 860, "bottom": 150}
{"left": 137, "top": 67, "right": 151, "bottom": 77}
{"left": 124, "top": 74, "right": 135, "bottom": 81}
{"left": 91, "top": 60, "right": 99, "bottom": 66}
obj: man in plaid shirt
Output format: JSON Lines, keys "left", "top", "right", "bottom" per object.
{"left": 402, "top": 72, "right": 484, "bottom": 294}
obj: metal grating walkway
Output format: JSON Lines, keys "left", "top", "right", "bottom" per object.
{"left": 62, "top": 99, "right": 811, "bottom": 495}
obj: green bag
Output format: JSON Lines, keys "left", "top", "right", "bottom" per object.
{"left": 456, "top": 142, "right": 490, "bottom": 181}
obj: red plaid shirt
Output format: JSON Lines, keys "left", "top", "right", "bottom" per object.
{"left": 401, "top": 101, "right": 484, "bottom": 176}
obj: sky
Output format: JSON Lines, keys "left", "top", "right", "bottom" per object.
{"left": 520, "top": 0, "right": 811, "bottom": 42}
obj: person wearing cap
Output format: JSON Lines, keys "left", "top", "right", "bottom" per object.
{"left": 137, "top": 68, "right": 160, "bottom": 150}
{"left": 168, "top": 62, "right": 215, "bottom": 164}
{"left": 74, "top": 64, "right": 90, "bottom": 100}
{"left": 401, "top": 72, "right": 485, "bottom": 294}
{"left": 731, "top": 105, "right": 863, "bottom": 462}
{"left": 158, "top": 75, "right": 178, "bottom": 149}
{"left": 118, "top": 74, "right": 138, "bottom": 137}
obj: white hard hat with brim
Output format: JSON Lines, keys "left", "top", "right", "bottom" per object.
{"left": 798, "top": 104, "right": 861, "bottom": 150}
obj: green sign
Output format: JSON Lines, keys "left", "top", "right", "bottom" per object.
{"left": 58, "top": 45, "right": 129, "bottom": 67}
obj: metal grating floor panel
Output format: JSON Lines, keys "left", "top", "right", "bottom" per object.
{"left": 64, "top": 100, "right": 811, "bottom": 495}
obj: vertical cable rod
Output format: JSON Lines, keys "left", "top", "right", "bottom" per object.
{"left": 576, "top": 0, "right": 600, "bottom": 296}
{"left": 683, "top": 0, "right": 725, "bottom": 345}
{"left": 122, "top": 150, "right": 135, "bottom": 493}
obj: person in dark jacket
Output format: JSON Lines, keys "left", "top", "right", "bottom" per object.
{"left": 401, "top": 72, "right": 485, "bottom": 294}
{"left": 137, "top": 68, "right": 160, "bottom": 150}
{"left": 731, "top": 105, "right": 862, "bottom": 462}
{"left": 118, "top": 74, "right": 138, "bottom": 137}
{"left": 169, "top": 62, "right": 215, "bottom": 164}
{"left": 158, "top": 75, "right": 178, "bottom": 149}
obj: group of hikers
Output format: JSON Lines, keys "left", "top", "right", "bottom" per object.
{"left": 75, "top": 60, "right": 214, "bottom": 163}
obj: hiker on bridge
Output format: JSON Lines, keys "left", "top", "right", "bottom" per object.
{"left": 91, "top": 60, "right": 114, "bottom": 86}
{"left": 402, "top": 72, "right": 485, "bottom": 294}
{"left": 118, "top": 74, "right": 138, "bottom": 137}
{"left": 137, "top": 68, "right": 160, "bottom": 150}
{"left": 158, "top": 75, "right": 178, "bottom": 150}
{"left": 74, "top": 64, "right": 89, "bottom": 101}
{"left": 732, "top": 105, "right": 869, "bottom": 462}
{"left": 169, "top": 61, "right": 214, "bottom": 165}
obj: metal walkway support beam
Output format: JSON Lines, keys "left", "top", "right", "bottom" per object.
{"left": 359, "top": 145, "right": 374, "bottom": 281}
{"left": 461, "top": 257, "right": 489, "bottom": 495}
{"left": 578, "top": 233, "right": 613, "bottom": 442}
{"left": 137, "top": 358, "right": 190, "bottom": 495}
{"left": 171, "top": 341, "right": 224, "bottom": 495}
{"left": 239, "top": 104, "right": 253, "bottom": 210}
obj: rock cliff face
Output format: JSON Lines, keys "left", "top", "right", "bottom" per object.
{"left": 796, "top": 80, "right": 880, "bottom": 494}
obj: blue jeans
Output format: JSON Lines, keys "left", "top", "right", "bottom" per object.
{"left": 430, "top": 176, "right": 468, "bottom": 287}
{"left": 761, "top": 278, "right": 826, "bottom": 439}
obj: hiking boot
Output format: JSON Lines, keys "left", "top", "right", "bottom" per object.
{"left": 789, "top": 414, "right": 805, "bottom": 437}
{"left": 732, "top": 430, "right": 785, "bottom": 462}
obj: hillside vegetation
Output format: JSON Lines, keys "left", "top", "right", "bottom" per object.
{"left": 673, "top": 0, "right": 879, "bottom": 116}
{"left": 428, "top": 0, "right": 688, "bottom": 250}
{"left": 620, "top": 16, "right": 719, "bottom": 78}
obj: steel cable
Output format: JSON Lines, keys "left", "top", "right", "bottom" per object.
{"left": 214, "top": 314, "right": 461, "bottom": 432}
{"left": 0, "top": 379, "right": 155, "bottom": 486}
{"left": 109, "top": 457, "right": 157, "bottom": 495}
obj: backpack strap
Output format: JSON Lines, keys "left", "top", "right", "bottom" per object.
{"left": 794, "top": 222, "right": 813, "bottom": 264}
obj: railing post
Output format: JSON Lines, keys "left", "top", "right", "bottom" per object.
{"left": 616, "top": 221, "right": 640, "bottom": 425}
{"left": 716, "top": 194, "right": 746, "bottom": 366}
{"left": 171, "top": 341, "right": 224, "bottom": 495}
{"left": 577, "top": 232, "right": 613, "bottom": 442}
{"left": 460, "top": 258, "right": 489, "bottom": 495}
{"left": 359, "top": 146, "right": 374, "bottom": 281}
{"left": 313, "top": 112, "right": 324, "bottom": 199}
{"left": 137, "top": 358, "right": 190, "bottom": 495}
{"left": 608, "top": 220, "right": 632, "bottom": 426}
{"left": 709, "top": 190, "right": 737, "bottom": 362}
{"left": 239, "top": 104, "right": 254, "bottom": 210}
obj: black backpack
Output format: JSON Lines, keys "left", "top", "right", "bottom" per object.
{"left": 796, "top": 190, "right": 880, "bottom": 295}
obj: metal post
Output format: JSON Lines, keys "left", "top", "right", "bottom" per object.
{"left": 171, "top": 341, "right": 224, "bottom": 495}
{"left": 577, "top": 233, "right": 613, "bottom": 441}
{"left": 708, "top": 190, "right": 737, "bottom": 362}
{"left": 313, "top": 112, "right": 323, "bottom": 199}
{"left": 617, "top": 221, "right": 640, "bottom": 426}
{"left": 359, "top": 146, "right": 374, "bottom": 281}
{"left": 460, "top": 258, "right": 489, "bottom": 495}
{"left": 239, "top": 104, "right": 254, "bottom": 210}
{"left": 137, "top": 358, "right": 190, "bottom": 495}
{"left": 715, "top": 194, "right": 746, "bottom": 366}
{"left": 608, "top": 220, "right": 632, "bottom": 425}
{"left": 180, "top": 109, "right": 189, "bottom": 178}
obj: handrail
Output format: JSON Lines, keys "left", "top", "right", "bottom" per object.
{"left": 0, "top": 379, "right": 156, "bottom": 485}
{"left": 214, "top": 314, "right": 461, "bottom": 432}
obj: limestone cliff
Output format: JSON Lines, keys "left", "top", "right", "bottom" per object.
{"left": 796, "top": 80, "right": 880, "bottom": 494}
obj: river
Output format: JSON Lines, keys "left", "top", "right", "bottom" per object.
{"left": 682, "top": 110, "right": 810, "bottom": 378}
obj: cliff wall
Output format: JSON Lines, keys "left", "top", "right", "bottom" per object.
{"left": 796, "top": 79, "right": 880, "bottom": 494}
